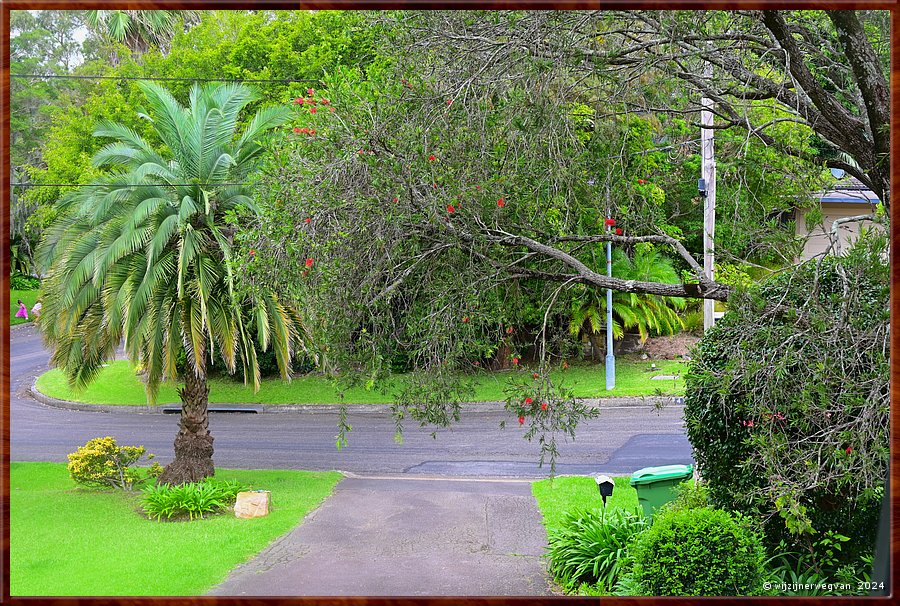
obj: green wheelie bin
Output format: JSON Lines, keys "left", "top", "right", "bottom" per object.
{"left": 629, "top": 464, "right": 694, "bottom": 518}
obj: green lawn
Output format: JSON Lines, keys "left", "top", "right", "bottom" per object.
{"left": 10, "top": 462, "right": 342, "bottom": 596}
{"left": 10, "top": 289, "right": 40, "bottom": 326}
{"left": 35, "top": 358, "right": 686, "bottom": 406}
{"left": 532, "top": 476, "right": 641, "bottom": 532}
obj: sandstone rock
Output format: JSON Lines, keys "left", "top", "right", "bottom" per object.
{"left": 235, "top": 490, "right": 270, "bottom": 518}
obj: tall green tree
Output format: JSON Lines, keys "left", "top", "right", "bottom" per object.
{"left": 37, "top": 82, "right": 299, "bottom": 484}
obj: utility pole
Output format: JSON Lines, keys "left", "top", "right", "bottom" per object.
{"left": 700, "top": 63, "right": 717, "bottom": 332}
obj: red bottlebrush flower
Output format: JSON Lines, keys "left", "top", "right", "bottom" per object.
{"left": 743, "top": 420, "right": 754, "bottom": 427}
{"left": 524, "top": 397, "right": 533, "bottom": 405}
{"left": 637, "top": 179, "right": 646, "bottom": 184}
{"left": 497, "top": 198, "right": 506, "bottom": 207}
{"left": 541, "top": 402, "right": 548, "bottom": 411}
{"left": 518, "top": 416, "right": 525, "bottom": 425}
{"left": 392, "top": 197, "right": 399, "bottom": 203}
{"left": 305, "top": 258, "right": 314, "bottom": 267}
{"left": 605, "top": 218, "right": 616, "bottom": 227}
{"left": 310, "top": 107, "right": 317, "bottom": 114}
{"left": 249, "top": 249, "right": 255, "bottom": 256}
{"left": 359, "top": 149, "right": 365, "bottom": 155}
{"left": 615, "top": 227, "right": 623, "bottom": 235}
{"left": 293, "top": 127, "right": 302, "bottom": 133}
{"left": 294, "top": 97, "right": 303, "bottom": 104}
{"left": 463, "top": 316, "right": 470, "bottom": 323}
{"left": 532, "top": 373, "right": 539, "bottom": 379}
{"left": 329, "top": 107, "right": 336, "bottom": 112}
{"left": 512, "top": 357, "right": 519, "bottom": 365}
{"left": 506, "top": 326, "right": 514, "bottom": 334}
{"left": 429, "top": 155, "right": 436, "bottom": 161}
{"left": 307, "top": 88, "right": 315, "bottom": 95}
{"left": 321, "top": 98, "right": 329, "bottom": 104}
{"left": 846, "top": 446, "right": 853, "bottom": 454}
{"left": 302, "top": 270, "right": 309, "bottom": 277}
{"left": 475, "top": 185, "right": 482, "bottom": 190}
{"left": 433, "top": 183, "right": 438, "bottom": 189}
{"left": 446, "top": 99, "right": 453, "bottom": 105}
{"left": 304, "top": 217, "right": 311, "bottom": 224}
{"left": 447, "top": 204, "right": 456, "bottom": 213}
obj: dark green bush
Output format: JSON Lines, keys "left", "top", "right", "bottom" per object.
{"left": 142, "top": 478, "right": 249, "bottom": 521}
{"left": 628, "top": 507, "right": 766, "bottom": 596}
{"left": 10, "top": 274, "right": 40, "bottom": 290}
{"left": 546, "top": 508, "right": 648, "bottom": 593}
{"left": 683, "top": 233, "right": 888, "bottom": 570}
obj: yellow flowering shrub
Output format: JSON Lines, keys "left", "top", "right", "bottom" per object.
{"left": 67, "top": 436, "right": 161, "bottom": 490}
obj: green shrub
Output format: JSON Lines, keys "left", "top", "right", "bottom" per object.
{"left": 658, "top": 479, "right": 709, "bottom": 514}
{"left": 546, "top": 508, "right": 648, "bottom": 593}
{"left": 628, "top": 507, "right": 766, "bottom": 596}
{"left": 684, "top": 233, "right": 888, "bottom": 569}
{"left": 142, "top": 478, "right": 249, "bottom": 521}
{"left": 67, "top": 436, "right": 161, "bottom": 490}
{"left": 10, "top": 274, "right": 40, "bottom": 290}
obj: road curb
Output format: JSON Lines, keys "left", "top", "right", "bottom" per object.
{"left": 27, "top": 379, "right": 679, "bottom": 415}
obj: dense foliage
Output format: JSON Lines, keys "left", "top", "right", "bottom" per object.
{"left": 684, "top": 231, "right": 889, "bottom": 570}
{"left": 625, "top": 507, "right": 766, "bottom": 596}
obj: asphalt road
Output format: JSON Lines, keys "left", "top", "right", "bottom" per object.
{"left": 10, "top": 323, "right": 693, "bottom": 477}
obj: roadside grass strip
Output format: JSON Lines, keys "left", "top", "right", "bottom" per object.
{"left": 10, "top": 462, "right": 342, "bottom": 596}
{"left": 532, "top": 475, "right": 640, "bottom": 531}
{"left": 36, "top": 359, "right": 687, "bottom": 406}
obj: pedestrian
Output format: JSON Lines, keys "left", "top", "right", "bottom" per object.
{"left": 31, "top": 299, "right": 42, "bottom": 319}
{"left": 15, "top": 299, "right": 28, "bottom": 320}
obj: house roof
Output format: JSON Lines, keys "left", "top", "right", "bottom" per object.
{"left": 820, "top": 176, "right": 880, "bottom": 205}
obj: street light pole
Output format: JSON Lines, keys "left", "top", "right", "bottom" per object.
{"left": 701, "top": 62, "right": 717, "bottom": 332}
{"left": 606, "top": 221, "right": 615, "bottom": 390}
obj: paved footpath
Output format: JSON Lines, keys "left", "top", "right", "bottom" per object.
{"left": 209, "top": 476, "right": 554, "bottom": 596}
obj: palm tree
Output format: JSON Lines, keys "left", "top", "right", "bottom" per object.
{"left": 37, "top": 82, "right": 297, "bottom": 484}
{"left": 570, "top": 244, "right": 686, "bottom": 357}
{"left": 85, "top": 10, "right": 197, "bottom": 55}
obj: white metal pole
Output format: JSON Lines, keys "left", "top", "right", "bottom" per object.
{"left": 605, "top": 223, "right": 615, "bottom": 390}
{"left": 701, "top": 63, "right": 717, "bottom": 332}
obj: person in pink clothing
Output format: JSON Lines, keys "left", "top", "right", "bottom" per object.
{"left": 15, "top": 299, "right": 28, "bottom": 319}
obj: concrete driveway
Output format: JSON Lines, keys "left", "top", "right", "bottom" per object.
{"left": 209, "top": 476, "right": 554, "bottom": 596}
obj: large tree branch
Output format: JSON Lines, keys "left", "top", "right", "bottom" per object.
{"left": 485, "top": 228, "right": 731, "bottom": 301}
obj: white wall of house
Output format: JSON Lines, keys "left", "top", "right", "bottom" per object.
{"left": 796, "top": 202, "right": 880, "bottom": 259}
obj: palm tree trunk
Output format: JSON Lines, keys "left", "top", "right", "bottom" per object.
{"left": 157, "top": 369, "right": 215, "bottom": 484}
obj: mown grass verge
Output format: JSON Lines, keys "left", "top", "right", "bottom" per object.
{"left": 35, "top": 359, "right": 686, "bottom": 406}
{"left": 10, "top": 462, "right": 342, "bottom": 596}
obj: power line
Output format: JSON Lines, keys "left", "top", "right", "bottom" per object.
{"left": 11, "top": 73, "right": 321, "bottom": 84}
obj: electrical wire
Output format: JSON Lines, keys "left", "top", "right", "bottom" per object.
{"left": 11, "top": 73, "right": 321, "bottom": 84}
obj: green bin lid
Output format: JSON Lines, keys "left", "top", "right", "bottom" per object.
{"left": 629, "top": 464, "right": 694, "bottom": 486}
